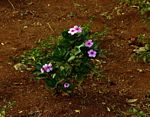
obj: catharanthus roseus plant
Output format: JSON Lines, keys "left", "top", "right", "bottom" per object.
{"left": 19, "top": 25, "right": 102, "bottom": 95}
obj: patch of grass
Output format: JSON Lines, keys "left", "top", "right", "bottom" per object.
{"left": 90, "top": 26, "right": 109, "bottom": 39}
{"left": 19, "top": 36, "right": 57, "bottom": 65}
{"left": 0, "top": 101, "right": 15, "bottom": 117}
{"left": 126, "top": 107, "right": 147, "bottom": 117}
{"left": 100, "top": 5, "right": 125, "bottom": 20}
{"left": 100, "top": 12, "right": 112, "bottom": 20}
{"left": 119, "top": 0, "right": 150, "bottom": 19}
{"left": 131, "top": 34, "right": 150, "bottom": 62}
{"left": 88, "top": 15, "right": 97, "bottom": 22}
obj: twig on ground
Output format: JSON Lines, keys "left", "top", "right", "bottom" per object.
{"left": 47, "top": 22, "right": 55, "bottom": 33}
{"left": 8, "top": 0, "right": 15, "bottom": 10}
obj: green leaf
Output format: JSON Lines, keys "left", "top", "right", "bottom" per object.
{"left": 126, "top": 99, "right": 138, "bottom": 103}
{"left": 52, "top": 73, "right": 56, "bottom": 79}
{"left": 52, "top": 47, "right": 68, "bottom": 61}
{"left": 44, "top": 78, "right": 57, "bottom": 88}
{"left": 35, "top": 64, "right": 42, "bottom": 70}
{"left": 68, "top": 55, "right": 76, "bottom": 62}
{"left": 62, "top": 30, "right": 76, "bottom": 40}
{"left": 35, "top": 77, "right": 43, "bottom": 80}
{"left": 143, "top": 56, "right": 147, "bottom": 62}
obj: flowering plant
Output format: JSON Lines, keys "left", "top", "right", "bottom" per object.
{"left": 19, "top": 25, "right": 102, "bottom": 95}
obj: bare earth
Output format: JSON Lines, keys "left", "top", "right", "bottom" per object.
{"left": 0, "top": 0, "right": 150, "bottom": 116}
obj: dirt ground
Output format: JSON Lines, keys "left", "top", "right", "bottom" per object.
{"left": 0, "top": 0, "right": 150, "bottom": 116}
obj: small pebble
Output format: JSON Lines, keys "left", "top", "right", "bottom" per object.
{"left": 1, "top": 43, "right": 4, "bottom": 45}
{"left": 23, "top": 26, "right": 28, "bottom": 29}
{"left": 137, "top": 68, "right": 143, "bottom": 73}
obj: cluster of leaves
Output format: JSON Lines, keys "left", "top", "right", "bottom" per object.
{"left": 119, "top": 0, "right": 150, "bottom": 19}
{"left": 0, "top": 101, "right": 15, "bottom": 117}
{"left": 19, "top": 25, "right": 104, "bottom": 95}
{"left": 19, "top": 36, "right": 55, "bottom": 65}
{"left": 131, "top": 34, "right": 150, "bottom": 62}
{"left": 127, "top": 107, "right": 146, "bottom": 117}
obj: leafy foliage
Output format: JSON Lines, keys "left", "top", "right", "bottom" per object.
{"left": 127, "top": 107, "right": 146, "bottom": 117}
{"left": 19, "top": 25, "right": 104, "bottom": 95}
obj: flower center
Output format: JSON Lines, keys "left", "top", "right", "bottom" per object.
{"left": 88, "top": 42, "right": 91, "bottom": 45}
{"left": 90, "top": 51, "right": 94, "bottom": 54}
{"left": 75, "top": 28, "right": 79, "bottom": 30}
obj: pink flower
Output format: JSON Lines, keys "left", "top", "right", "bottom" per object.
{"left": 63, "top": 83, "right": 70, "bottom": 88}
{"left": 68, "top": 28, "right": 77, "bottom": 35}
{"left": 68, "top": 26, "right": 82, "bottom": 35}
{"left": 73, "top": 26, "right": 82, "bottom": 33}
{"left": 85, "top": 40, "right": 93, "bottom": 48}
{"left": 41, "top": 63, "right": 53, "bottom": 73}
{"left": 87, "top": 49, "right": 97, "bottom": 58}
